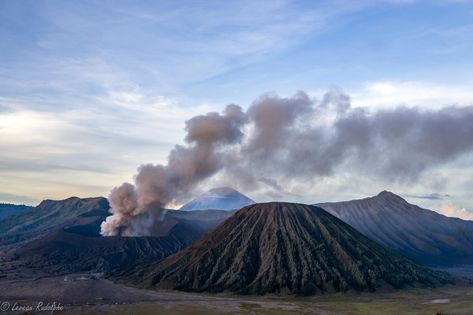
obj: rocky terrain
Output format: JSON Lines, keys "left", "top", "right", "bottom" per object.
{"left": 117, "top": 202, "right": 450, "bottom": 295}
{"left": 318, "top": 191, "right": 473, "bottom": 266}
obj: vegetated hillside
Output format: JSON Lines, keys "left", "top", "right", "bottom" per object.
{"left": 180, "top": 187, "right": 254, "bottom": 211}
{"left": 117, "top": 202, "right": 449, "bottom": 295}
{"left": 0, "top": 197, "right": 109, "bottom": 246}
{"left": 0, "top": 203, "right": 32, "bottom": 220}
{"left": 318, "top": 191, "right": 473, "bottom": 266}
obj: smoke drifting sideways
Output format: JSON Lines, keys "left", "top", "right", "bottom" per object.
{"left": 101, "top": 90, "right": 473, "bottom": 236}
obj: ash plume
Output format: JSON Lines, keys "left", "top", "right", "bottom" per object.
{"left": 101, "top": 104, "right": 246, "bottom": 236}
{"left": 101, "top": 89, "right": 473, "bottom": 236}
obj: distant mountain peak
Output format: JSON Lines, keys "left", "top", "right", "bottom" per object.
{"left": 375, "top": 190, "right": 408, "bottom": 203}
{"left": 376, "top": 190, "right": 396, "bottom": 197}
{"left": 180, "top": 187, "right": 254, "bottom": 211}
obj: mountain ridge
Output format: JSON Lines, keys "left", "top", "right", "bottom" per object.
{"left": 0, "top": 196, "right": 110, "bottom": 246}
{"left": 318, "top": 191, "right": 473, "bottom": 266}
{"left": 0, "top": 203, "right": 33, "bottom": 220}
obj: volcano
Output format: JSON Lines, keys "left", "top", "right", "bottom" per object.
{"left": 117, "top": 202, "right": 448, "bottom": 295}
{"left": 180, "top": 187, "right": 254, "bottom": 211}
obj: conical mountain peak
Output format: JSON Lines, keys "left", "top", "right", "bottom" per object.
{"left": 376, "top": 190, "right": 407, "bottom": 202}
{"left": 180, "top": 187, "right": 254, "bottom": 211}
{"left": 118, "top": 202, "right": 448, "bottom": 295}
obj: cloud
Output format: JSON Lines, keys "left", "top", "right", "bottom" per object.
{"left": 2, "top": 0, "right": 473, "bottom": 211}
{"left": 0, "top": 192, "right": 38, "bottom": 205}
{"left": 406, "top": 193, "right": 451, "bottom": 200}
{"left": 103, "top": 89, "right": 473, "bottom": 235}
{"left": 351, "top": 81, "right": 473, "bottom": 110}
{"left": 438, "top": 203, "right": 473, "bottom": 220}
{"left": 18, "top": 1, "right": 341, "bottom": 89}
{"left": 0, "top": 88, "right": 216, "bottom": 203}
{"left": 232, "top": 90, "right": 473, "bottom": 183}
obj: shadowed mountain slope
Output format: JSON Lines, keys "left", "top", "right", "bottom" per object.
{"left": 117, "top": 202, "right": 449, "bottom": 295}
{"left": 2, "top": 221, "right": 203, "bottom": 276}
{"left": 0, "top": 203, "right": 32, "bottom": 220}
{"left": 318, "top": 191, "right": 473, "bottom": 266}
{"left": 0, "top": 197, "right": 109, "bottom": 246}
{"left": 180, "top": 187, "right": 254, "bottom": 211}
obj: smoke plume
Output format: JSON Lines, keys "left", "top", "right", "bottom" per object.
{"left": 101, "top": 104, "right": 246, "bottom": 236}
{"left": 101, "top": 89, "right": 473, "bottom": 236}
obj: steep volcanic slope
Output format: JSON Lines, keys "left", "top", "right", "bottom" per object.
{"left": 180, "top": 187, "right": 254, "bottom": 211}
{"left": 118, "top": 203, "right": 448, "bottom": 295}
{"left": 0, "top": 197, "right": 109, "bottom": 246}
{"left": 318, "top": 191, "right": 473, "bottom": 266}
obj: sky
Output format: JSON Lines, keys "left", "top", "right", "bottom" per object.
{"left": 1, "top": 0, "right": 473, "bottom": 219}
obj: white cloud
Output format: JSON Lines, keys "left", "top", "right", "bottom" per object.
{"left": 350, "top": 81, "right": 473, "bottom": 110}
{"left": 0, "top": 89, "right": 219, "bottom": 203}
{"left": 2, "top": 1, "right": 473, "bottom": 205}
{"left": 438, "top": 203, "right": 473, "bottom": 220}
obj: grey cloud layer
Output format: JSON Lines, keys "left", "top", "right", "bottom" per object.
{"left": 102, "top": 90, "right": 473, "bottom": 236}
